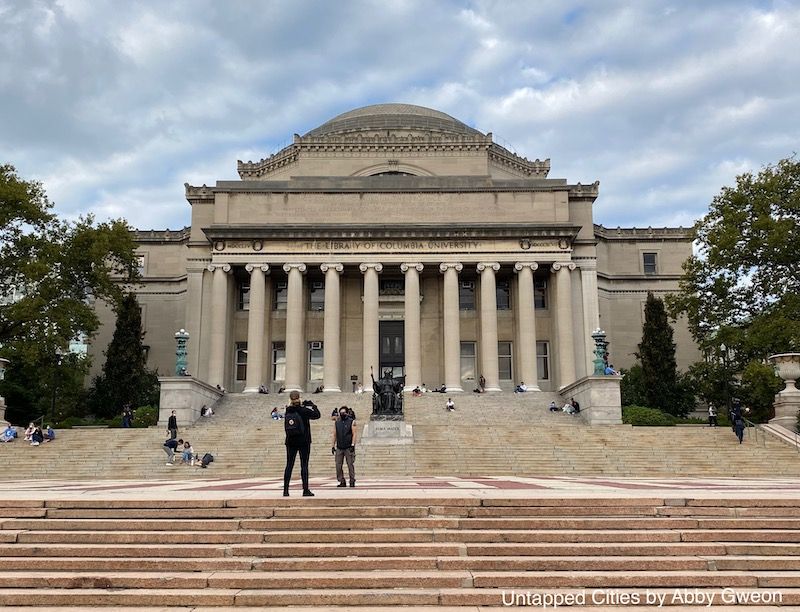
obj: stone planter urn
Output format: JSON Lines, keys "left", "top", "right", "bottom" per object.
{"left": 768, "top": 353, "right": 800, "bottom": 432}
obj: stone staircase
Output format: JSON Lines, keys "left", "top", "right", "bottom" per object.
{"left": 0, "top": 495, "right": 799, "bottom": 607}
{"left": 1, "top": 392, "right": 799, "bottom": 480}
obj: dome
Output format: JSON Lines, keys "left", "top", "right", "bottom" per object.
{"left": 304, "top": 103, "right": 484, "bottom": 138}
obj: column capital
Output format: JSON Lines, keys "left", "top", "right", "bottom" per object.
{"left": 320, "top": 263, "right": 344, "bottom": 274}
{"left": 400, "top": 262, "right": 424, "bottom": 273}
{"left": 576, "top": 259, "right": 598, "bottom": 271}
{"left": 439, "top": 262, "right": 463, "bottom": 274}
{"left": 551, "top": 261, "right": 576, "bottom": 273}
{"left": 245, "top": 263, "right": 270, "bottom": 274}
{"left": 283, "top": 263, "right": 307, "bottom": 274}
{"left": 359, "top": 262, "right": 383, "bottom": 274}
{"left": 207, "top": 263, "right": 231, "bottom": 273}
{"left": 477, "top": 262, "right": 500, "bottom": 273}
{"left": 514, "top": 261, "right": 539, "bottom": 273}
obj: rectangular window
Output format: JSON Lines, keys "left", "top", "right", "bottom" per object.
{"left": 496, "top": 280, "right": 511, "bottom": 310}
{"left": 274, "top": 281, "right": 288, "bottom": 310}
{"left": 643, "top": 252, "right": 658, "bottom": 275}
{"left": 379, "top": 278, "right": 404, "bottom": 295}
{"left": 238, "top": 281, "right": 250, "bottom": 311}
{"left": 459, "top": 281, "right": 475, "bottom": 310}
{"left": 308, "top": 341, "right": 324, "bottom": 381}
{"left": 235, "top": 342, "right": 247, "bottom": 381}
{"left": 534, "top": 278, "right": 547, "bottom": 309}
{"left": 309, "top": 281, "right": 325, "bottom": 311}
{"left": 498, "top": 341, "right": 513, "bottom": 380}
{"left": 536, "top": 341, "right": 550, "bottom": 380}
{"left": 460, "top": 341, "right": 476, "bottom": 382}
{"left": 135, "top": 254, "right": 146, "bottom": 276}
{"left": 272, "top": 342, "right": 286, "bottom": 382}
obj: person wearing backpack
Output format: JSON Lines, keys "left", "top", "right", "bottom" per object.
{"left": 283, "top": 390, "right": 321, "bottom": 497}
{"left": 331, "top": 405, "right": 358, "bottom": 488}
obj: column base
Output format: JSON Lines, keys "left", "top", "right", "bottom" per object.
{"left": 322, "top": 387, "right": 342, "bottom": 393}
{"left": 445, "top": 386, "right": 464, "bottom": 393}
{"left": 242, "top": 387, "right": 259, "bottom": 394}
{"left": 484, "top": 387, "right": 503, "bottom": 393}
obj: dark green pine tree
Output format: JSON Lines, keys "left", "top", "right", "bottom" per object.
{"left": 637, "top": 292, "right": 684, "bottom": 416}
{"left": 88, "top": 293, "right": 159, "bottom": 418}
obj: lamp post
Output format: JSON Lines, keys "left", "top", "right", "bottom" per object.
{"left": 174, "top": 329, "right": 190, "bottom": 376}
{"left": 591, "top": 329, "right": 608, "bottom": 376}
{"left": 50, "top": 349, "right": 64, "bottom": 424}
{"left": 719, "top": 343, "right": 732, "bottom": 414}
{"left": 0, "top": 358, "right": 9, "bottom": 424}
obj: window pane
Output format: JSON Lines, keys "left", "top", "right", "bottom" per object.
{"left": 238, "top": 282, "right": 250, "bottom": 311}
{"left": 309, "top": 282, "right": 325, "bottom": 311}
{"left": 308, "top": 342, "right": 324, "bottom": 382}
{"left": 536, "top": 341, "right": 549, "bottom": 380}
{"left": 496, "top": 280, "right": 511, "bottom": 310}
{"left": 274, "top": 282, "right": 288, "bottom": 310}
{"left": 379, "top": 279, "right": 404, "bottom": 295}
{"left": 272, "top": 342, "right": 286, "bottom": 381}
{"left": 534, "top": 278, "right": 547, "bottom": 309}
{"left": 643, "top": 253, "right": 657, "bottom": 274}
{"left": 459, "top": 281, "right": 475, "bottom": 310}
{"left": 498, "top": 341, "right": 512, "bottom": 380}
{"left": 460, "top": 341, "right": 476, "bottom": 381}
{"left": 235, "top": 342, "right": 247, "bottom": 381}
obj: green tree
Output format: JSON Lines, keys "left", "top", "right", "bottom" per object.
{"left": 667, "top": 156, "right": 800, "bottom": 362}
{"left": 637, "top": 292, "right": 692, "bottom": 417}
{"left": 739, "top": 360, "right": 782, "bottom": 423}
{"left": 87, "top": 293, "right": 159, "bottom": 418}
{"left": 0, "top": 164, "right": 138, "bottom": 423}
{"left": 620, "top": 364, "right": 647, "bottom": 407}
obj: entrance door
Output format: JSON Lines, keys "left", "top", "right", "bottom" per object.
{"left": 379, "top": 321, "right": 405, "bottom": 378}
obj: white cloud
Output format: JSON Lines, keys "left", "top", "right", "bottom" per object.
{"left": 1, "top": 0, "right": 798, "bottom": 231}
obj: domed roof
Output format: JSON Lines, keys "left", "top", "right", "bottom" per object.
{"left": 304, "top": 103, "right": 484, "bottom": 138}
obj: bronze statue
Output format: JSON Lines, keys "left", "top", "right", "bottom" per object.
{"left": 371, "top": 367, "right": 404, "bottom": 416}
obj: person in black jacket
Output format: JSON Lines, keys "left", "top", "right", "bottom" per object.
{"left": 167, "top": 410, "right": 178, "bottom": 440}
{"left": 283, "top": 390, "right": 321, "bottom": 497}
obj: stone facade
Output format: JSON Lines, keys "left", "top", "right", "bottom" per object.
{"left": 89, "top": 104, "right": 700, "bottom": 393}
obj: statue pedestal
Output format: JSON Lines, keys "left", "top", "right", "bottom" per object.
{"left": 768, "top": 353, "right": 800, "bottom": 433}
{"left": 0, "top": 397, "right": 8, "bottom": 427}
{"left": 360, "top": 417, "right": 414, "bottom": 446}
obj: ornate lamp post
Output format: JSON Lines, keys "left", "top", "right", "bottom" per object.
{"left": 591, "top": 329, "right": 608, "bottom": 376}
{"left": 174, "top": 329, "right": 190, "bottom": 376}
{"left": 0, "top": 358, "right": 9, "bottom": 424}
{"left": 719, "top": 343, "right": 732, "bottom": 413}
{"left": 49, "top": 349, "right": 64, "bottom": 424}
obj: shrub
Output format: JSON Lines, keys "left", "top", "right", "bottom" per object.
{"left": 131, "top": 405, "right": 158, "bottom": 428}
{"left": 622, "top": 406, "right": 680, "bottom": 427}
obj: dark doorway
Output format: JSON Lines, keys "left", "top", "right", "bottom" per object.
{"left": 379, "top": 320, "right": 405, "bottom": 378}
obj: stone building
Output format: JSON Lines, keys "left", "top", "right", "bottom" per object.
{"left": 90, "top": 104, "right": 698, "bottom": 393}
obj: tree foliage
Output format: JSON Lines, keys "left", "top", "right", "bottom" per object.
{"left": 86, "top": 293, "right": 159, "bottom": 418}
{"left": 637, "top": 292, "right": 693, "bottom": 417}
{"left": 0, "top": 164, "right": 139, "bottom": 423}
{"left": 667, "top": 156, "right": 800, "bottom": 362}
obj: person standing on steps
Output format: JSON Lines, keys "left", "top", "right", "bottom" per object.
{"left": 283, "top": 390, "right": 321, "bottom": 497}
{"left": 331, "top": 405, "right": 358, "bottom": 488}
{"left": 167, "top": 410, "right": 178, "bottom": 440}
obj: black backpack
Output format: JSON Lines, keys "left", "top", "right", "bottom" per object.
{"left": 200, "top": 453, "right": 214, "bottom": 468}
{"left": 284, "top": 410, "right": 306, "bottom": 441}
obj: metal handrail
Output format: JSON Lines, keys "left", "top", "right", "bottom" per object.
{"left": 742, "top": 417, "right": 766, "bottom": 447}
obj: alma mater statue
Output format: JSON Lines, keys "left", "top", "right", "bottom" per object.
{"left": 371, "top": 367, "right": 404, "bottom": 417}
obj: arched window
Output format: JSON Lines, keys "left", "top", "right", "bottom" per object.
{"left": 369, "top": 171, "right": 415, "bottom": 176}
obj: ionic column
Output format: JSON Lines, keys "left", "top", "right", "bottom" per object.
{"left": 283, "top": 263, "right": 307, "bottom": 392}
{"left": 477, "top": 262, "right": 502, "bottom": 392}
{"left": 184, "top": 267, "right": 205, "bottom": 379}
{"left": 439, "top": 262, "right": 463, "bottom": 392}
{"left": 401, "top": 263, "right": 424, "bottom": 390}
{"left": 514, "top": 262, "right": 541, "bottom": 391}
{"left": 207, "top": 263, "right": 231, "bottom": 388}
{"left": 360, "top": 263, "right": 382, "bottom": 385}
{"left": 321, "top": 263, "right": 344, "bottom": 392}
{"left": 552, "top": 262, "right": 577, "bottom": 389}
{"left": 243, "top": 264, "right": 270, "bottom": 393}
{"left": 580, "top": 262, "right": 600, "bottom": 377}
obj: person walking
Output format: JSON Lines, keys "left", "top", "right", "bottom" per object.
{"left": 167, "top": 410, "right": 178, "bottom": 440}
{"left": 283, "top": 390, "right": 321, "bottom": 497}
{"left": 331, "top": 406, "right": 357, "bottom": 488}
{"left": 708, "top": 404, "right": 718, "bottom": 427}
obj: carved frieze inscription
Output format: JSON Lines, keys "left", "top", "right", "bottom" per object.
{"left": 214, "top": 238, "right": 570, "bottom": 254}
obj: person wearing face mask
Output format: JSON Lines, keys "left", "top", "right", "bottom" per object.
{"left": 331, "top": 405, "right": 357, "bottom": 488}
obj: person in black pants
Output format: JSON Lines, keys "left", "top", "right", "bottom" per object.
{"left": 167, "top": 410, "right": 178, "bottom": 440}
{"left": 283, "top": 390, "right": 321, "bottom": 497}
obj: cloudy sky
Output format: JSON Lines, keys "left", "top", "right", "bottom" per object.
{"left": 1, "top": 0, "right": 798, "bottom": 231}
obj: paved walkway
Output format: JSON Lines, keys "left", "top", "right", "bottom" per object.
{"left": 2, "top": 476, "right": 800, "bottom": 499}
